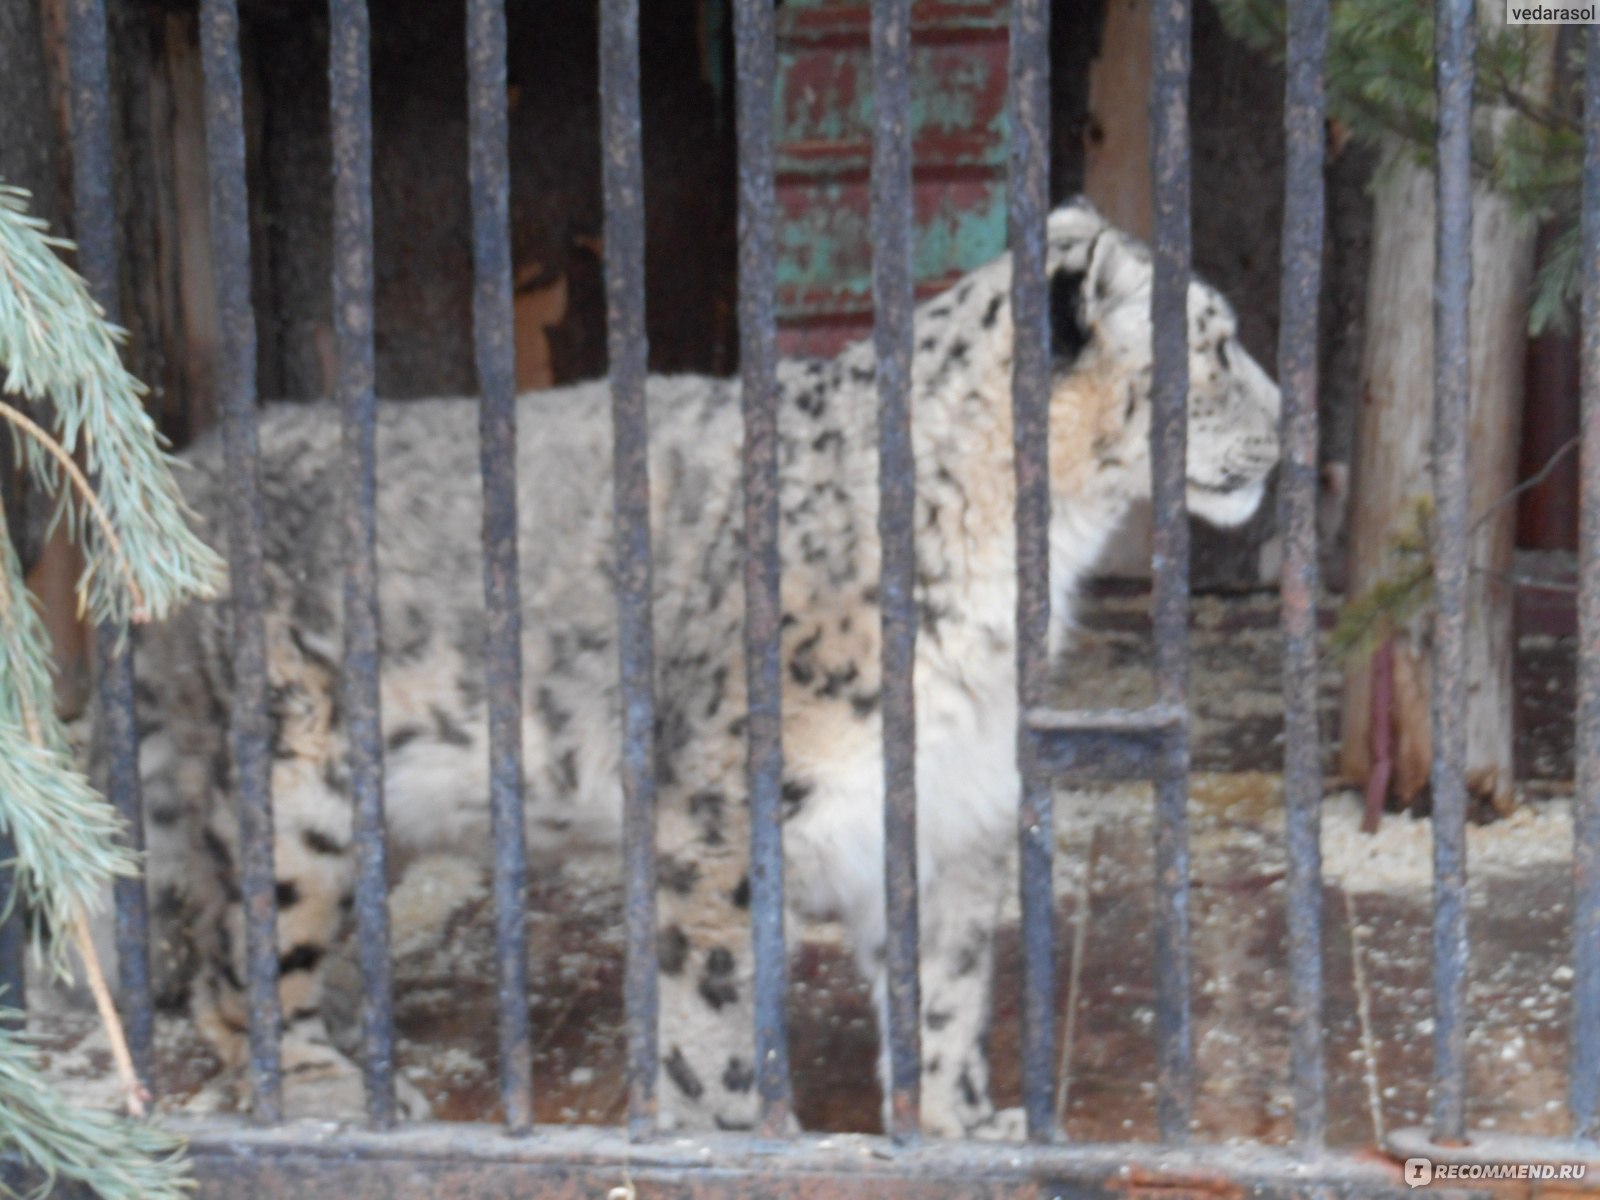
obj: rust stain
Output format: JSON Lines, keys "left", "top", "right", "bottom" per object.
{"left": 1105, "top": 1166, "right": 1250, "bottom": 1200}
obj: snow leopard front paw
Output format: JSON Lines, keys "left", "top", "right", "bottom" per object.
{"left": 967, "top": 1105, "right": 1029, "bottom": 1141}
{"left": 272, "top": 1035, "right": 431, "bottom": 1121}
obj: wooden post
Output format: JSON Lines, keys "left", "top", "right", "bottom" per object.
{"left": 0, "top": 0, "right": 89, "bottom": 715}
{"left": 1083, "top": 0, "right": 1156, "bottom": 578}
{"left": 1084, "top": 0, "right": 1153, "bottom": 241}
{"left": 149, "top": 10, "right": 222, "bottom": 437}
{"left": 1340, "top": 29, "right": 1550, "bottom": 816}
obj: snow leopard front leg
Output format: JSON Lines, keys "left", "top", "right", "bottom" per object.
{"left": 852, "top": 848, "right": 1024, "bottom": 1139}
{"left": 191, "top": 762, "right": 358, "bottom": 1109}
{"left": 652, "top": 786, "right": 765, "bottom": 1132}
{"left": 187, "top": 615, "right": 428, "bottom": 1118}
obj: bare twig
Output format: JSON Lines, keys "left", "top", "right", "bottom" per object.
{"left": 71, "top": 909, "right": 148, "bottom": 1117}
{"left": 1470, "top": 433, "right": 1578, "bottom": 535}
{"left": 1344, "top": 890, "right": 1385, "bottom": 1143}
{"left": 1053, "top": 825, "right": 1097, "bottom": 1125}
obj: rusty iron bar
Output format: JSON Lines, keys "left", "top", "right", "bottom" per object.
{"left": 464, "top": 0, "right": 533, "bottom": 1133}
{"left": 65, "top": 0, "right": 157, "bottom": 1091}
{"left": 329, "top": 0, "right": 395, "bottom": 1129}
{"left": 1429, "top": 0, "right": 1474, "bottom": 1146}
{"left": 197, "top": 0, "right": 283, "bottom": 1121}
{"left": 732, "top": 0, "right": 793, "bottom": 1135}
{"left": 1149, "top": 0, "right": 1195, "bottom": 1144}
{"left": 0, "top": 834, "right": 21, "bottom": 1024}
{"left": 1573, "top": 24, "right": 1600, "bottom": 1144}
{"left": 1007, "top": 0, "right": 1056, "bottom": 1144}
{"left": 599, "top": 0, "right": 659, "bottom": 1140}
{"left": 870, "top": 0, "right": 921, "bottom": 1145}
{"left": 1277, "top": 0, "right": 1329, "bottom": 1153}
{"left": 153, "top": 1117, "right": 1415, "bottom": 1200}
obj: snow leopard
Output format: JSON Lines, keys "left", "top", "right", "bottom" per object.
{"left": 125, "top": 197, "right": 1281, "bottom": 1136}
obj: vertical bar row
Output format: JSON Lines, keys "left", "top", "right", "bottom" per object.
{"left": 464, "top": 0, "right": 533, "bottom": 1133}
{"left": 1008, "top": 0, "right": 1056, "bottom": 1144}
{"left": 1429, "top": 0, "right": 1474, "bottom": 1146}
{"left": 65, "top": 0, "right": 156, "bottom": 1092}
{"left": 871, "top": 0, "right": 921, "bottom": 1145}
{"left": 197, "top": 0, "right": 283, "bottom": 1121}
{"left": 328, "top": 0, "right": 395, "bottom": 1128}
{"left": 1148, "top": 0, "right": 1195, "bottom": 1143}
{"left": 731, "top": 0, "right": 794, "bottom": 1135}
{"left": 1572, "top": 25, "right": 1600, "bottom": 1144}
{"left": 598, "top": 0, "right": 659, "bottom": 1141}
{"left": 1277, "top": 0, "right": 1328, "bottom": 1154}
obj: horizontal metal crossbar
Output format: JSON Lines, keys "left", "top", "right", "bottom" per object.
{"left": 1026, "top": 704, "right": 1187, "bottom": 782}
{"left": 1387, "top": 1127, "right": 1600, "bottom": 1175}
{"left": 80, "top": 1119, "right": 1427, "bottom": 1200}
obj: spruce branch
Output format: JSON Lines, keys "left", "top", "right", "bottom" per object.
{"left": 0, "top": 184, "right": 224, "bottom": 630}
{"left": 0, "top": 494, "right": 138, "bottom": 981}
{"left": 0, "top": 399, "right": 142, "bottom": 618}
{"left": 0, "top": 182, "right": 205, "bottom": 1198}
{"left": 0, "top": 1008, "right": 189, "bottom": 1200}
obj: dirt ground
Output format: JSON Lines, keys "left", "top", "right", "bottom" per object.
{"left": 32, "top": 581, "right": 1583, "bottom": 1146}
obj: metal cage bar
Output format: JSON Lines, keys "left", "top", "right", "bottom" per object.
{"left": 1149, "top": 0, "right": 1196, "bottom": 1143}
{"left": 1429, "top": 0, "right": 1474, "bottom": 1146}
{"left": 1573, "top": 23, "right": 1600, "bottom": 1145}
{"left": 197, "top": 0, "right": 284, "bottom": 1121}
{"left": 1007, "top": 0, "right": 1056, "bottom": 1145}
{"left": 871, "top": 0, "right": 922, "bottom": 1145}
{"left": 65, "top": 0, "right": 157, "bottom": 1093}
{"left": 732, "top": 0, "right": 795, "bottom": 1135}
{"left": 464, "top": 0, "right": 534, "bottom": 1134}
{"left": 1277, "top": 0, "right": 1329, "bottom": 1154}
{"left": 598, "top": 0, "right": 660, "bottom": 1141}
{"left": 329, "top": 0, "right": 396, "bottom": 1129}
{"left": 0, "top": 838, "right": 22, "bottom": 1024}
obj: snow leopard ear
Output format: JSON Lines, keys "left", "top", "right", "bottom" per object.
{"left": 1083, "top": 227, "right": 1148, "bottom": 316}
{"left": 1048, "top": 262, "right": 1091, "bottom": 364}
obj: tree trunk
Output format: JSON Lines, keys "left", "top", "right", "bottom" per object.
{"left": 1340, "top": 108, "right": 1546, "bottom": 814}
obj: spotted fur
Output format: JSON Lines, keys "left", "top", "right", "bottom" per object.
{"left": 128, "top": 198, "right": 1279, "bottom": 1133}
